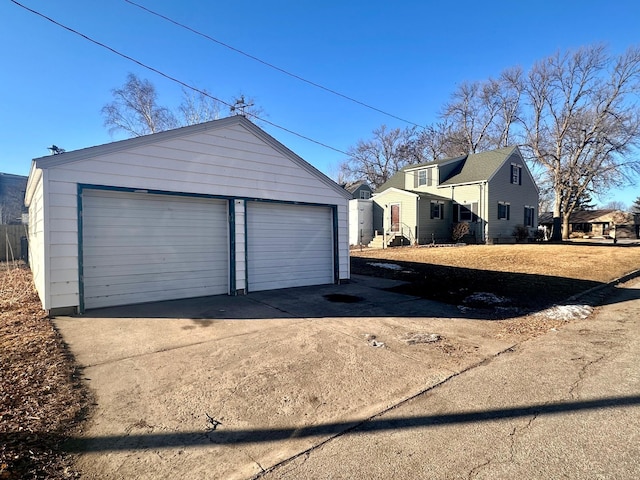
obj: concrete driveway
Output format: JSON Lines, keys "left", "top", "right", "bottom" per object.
{"left": 55, "top": 275, "right": 523, "bottom": 479}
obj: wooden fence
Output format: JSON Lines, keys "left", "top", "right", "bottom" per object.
{"left": 1, "top": 225, "right": 28, "bottom": 262}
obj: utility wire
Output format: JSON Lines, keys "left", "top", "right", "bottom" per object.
{"left": 123, "top": 0, "right": 423, "bottom": 129}
{"left": 10, "top": 0, "right": 350, "bottom": 156}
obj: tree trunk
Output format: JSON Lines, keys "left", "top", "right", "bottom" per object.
{"left": 562, "top": 214, "right": 571, "bottom": 240}
{"left": 550, "top": 188, "right": 563, "bottom": 242}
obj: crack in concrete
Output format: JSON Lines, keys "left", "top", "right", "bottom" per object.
{"left": 569, "top": 355, "right": 606, "bottom": 398}
{"left": 508, "top": 413, "right": 539, "bottom": 462}
{"left": 253, "top": 343, "right": 520, "bottom": 478}
{"left": 244, "top": 450, "right": 265, "bottom": 475}
{"left": 467, "top": 458, "right": 491, "bottom": 479}
{"left": 82, "top": 319, "right": 309, "bottom": 368}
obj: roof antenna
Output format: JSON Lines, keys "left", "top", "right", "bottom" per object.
{"left": 229, "top": 95, "right": 253, "bottom": 117}
{"left": 48, "top": 145, "right": 65, "bottom": 155}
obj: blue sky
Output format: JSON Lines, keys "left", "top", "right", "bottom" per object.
{"left": 2, "top": 0, "right": 639, "bottom": 207}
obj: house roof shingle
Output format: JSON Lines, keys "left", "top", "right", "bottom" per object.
{"left": 376, "top": 146, "right": 518, "bottom": 192}
{"left": 340, "top": 180, "right": 370, "bottom": 194}
{"left": 438, "top": 147, "right": 516, "bottom": 186}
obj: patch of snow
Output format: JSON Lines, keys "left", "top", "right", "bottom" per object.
{"left": 536, "top": 304, "right": 593, "bottom": 321}
{"left": 367, "top": 262, "right": 403, "bottom": 271}
{"left": 463, "top": 292, "right": 509, "bottom": 306}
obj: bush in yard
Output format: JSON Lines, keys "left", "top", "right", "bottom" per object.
{"left": 512, "top": 224, "right": 530, "bottom": 242}
{"left": 451, "top": 222, "right": 470, "bottom": 242}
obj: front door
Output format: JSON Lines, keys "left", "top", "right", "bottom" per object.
{"left": 391, "top": 204, "right": 400, "bottom": 232}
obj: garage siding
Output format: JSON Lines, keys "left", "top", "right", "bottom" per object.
{"left": 247, "top": 202, "right": 334, "bottom": 292}
{"left": 82, "top": 190, "right": 229, "bottom": 309}
{"left": 27, "top": 117, "right": 350, "bottom": 312}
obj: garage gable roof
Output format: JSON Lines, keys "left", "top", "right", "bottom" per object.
{"left": 31, "top": 116, "right": 351, "bottom": 200}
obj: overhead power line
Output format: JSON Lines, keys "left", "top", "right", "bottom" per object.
{"left": 123, "top": 0, "right": 423, "bottom": 129}
{"left": 10, "top": 0, "right": 350, "bottom": 156}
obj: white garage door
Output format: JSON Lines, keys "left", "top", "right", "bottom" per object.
{"left": 82, "top": 189, "right": 229, "bottom": 309}
{"left": 247, "top": 202, "right": 334, "bottom": 292}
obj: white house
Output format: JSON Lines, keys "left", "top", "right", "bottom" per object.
{"left": 25, "top": 116, "right": 351, "bottom": 314}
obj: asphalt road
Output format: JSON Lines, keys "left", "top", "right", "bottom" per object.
{"left": 260, "top": 279, "right": 640, "bottom": 479}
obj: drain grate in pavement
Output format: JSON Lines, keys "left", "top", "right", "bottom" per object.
{"left": 323, "top": 294, "right": 364, "bottom": 303}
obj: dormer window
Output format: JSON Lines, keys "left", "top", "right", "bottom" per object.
{"left": 418, "top": 169, "right": 427, "bottom": 186}
{"left": 360, "top": 190, "right": 370, "bottom": 199}
{"left": 414, "top": 167, "right": 435, "bottom": 188}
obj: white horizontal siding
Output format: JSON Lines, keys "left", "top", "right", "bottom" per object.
{"left": 27, "top": 171, "right": 47, "bottom": 308}
{"left": 47, "top": 126, "right": 341, "bottom": 204}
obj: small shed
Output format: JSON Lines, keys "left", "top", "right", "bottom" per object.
{"left": 25, "top": 116, "right": 351, "bottom": 314}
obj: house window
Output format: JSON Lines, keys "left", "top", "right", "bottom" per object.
{"left": 360, "top": 190, "right": 370, "bottom": 199}
{"left": 415, "top": 168, "right": 435, "bottom": 187}
{"left": 524, "top": 206, "right": 535, "bottom": 227}
{"left": 431, "top": 201, "right": 444, "bottom": 220}
{"left": 511, "top": 164, "right": 522, "bottom": 185}
{"left": 498, "top": 202, "right": 510, "bottom": 220}
{"left": 459, "top": 202, "right": 478, "bottom": 222}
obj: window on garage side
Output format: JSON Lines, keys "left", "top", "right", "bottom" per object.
{"left": 524, "top": 206, "right": 535, "bottom": 227}
{"left": 431, "top": 200, "right": 444, "bottom": 219}
{"left": 498, "top": 201, "right": 510, "bottom": 220}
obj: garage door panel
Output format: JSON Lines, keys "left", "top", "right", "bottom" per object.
{"left": 82, "top": 190, "right": 229, "bottom": 309}
{"left": 247, "top": 202, "right": 333, "bottom": 292}
{"left": 83, "top": 262, "right": 227, "bottom": 283}
{"left": 87, "top": 284, "right": 217, "bottom": 310}
{"left": 84, "top": 273, "right": 225, "bottom": 294}
{"left": 84, "top": 254, "right": 225, "bottom": 276}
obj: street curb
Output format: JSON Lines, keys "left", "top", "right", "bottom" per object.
{"left": 567, "top": 268, "right": 640, "bottom": 304}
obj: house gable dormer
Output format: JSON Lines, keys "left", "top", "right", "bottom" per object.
{"left": 408, "top": 165, "right": 439, "bottom": 190}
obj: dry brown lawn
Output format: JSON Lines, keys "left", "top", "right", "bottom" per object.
{"left": 0, "top": 263, "right": 90, "bottom": 479}
{"left": 351, "top": 242, "right": 640, "bottom": 309}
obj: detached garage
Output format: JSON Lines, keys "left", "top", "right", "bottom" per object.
{"left": 25, "top": 116, "right": 351, "bottom": 314}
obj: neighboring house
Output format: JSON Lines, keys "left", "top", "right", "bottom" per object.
{"left": 25, "top": 116, "right": 351, "bottom": 314}
{"left": 341, "top": 180, "right": 372, "bottom": 200}
{"left": 0, "top": 173, "right": 28, "bottom": 262}
{"left": 538, "top": 210, "right": 639, "bottom": 239}
{"left": 373, "top": 146, "right": 539, "bottom": 245}
{"left": 0, "top": 172, "right": 28, "bottom": 225}
{"left": 341, "top": 180, "right": 374, "bottom": 246}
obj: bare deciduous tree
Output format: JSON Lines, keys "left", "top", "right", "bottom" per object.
{"left": 602, "top": 200, "right": 628, "bottom": 211}
{"left": 522, "top": 45, "right": 640, "bottom": 239}
{"left": 102, "top": 73, "right": 178, "bottom": 137}
{"left": 178, "top": 88, "right": 222, "bottom": 126}
{"left": 102, "top": 75, "right": 265, "bottom": 137}
{"left": 339, "top": 125, "right": 421, "bottom": 189}
{"left": 440, "top": 68, "right": 523, "bottom": 154}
